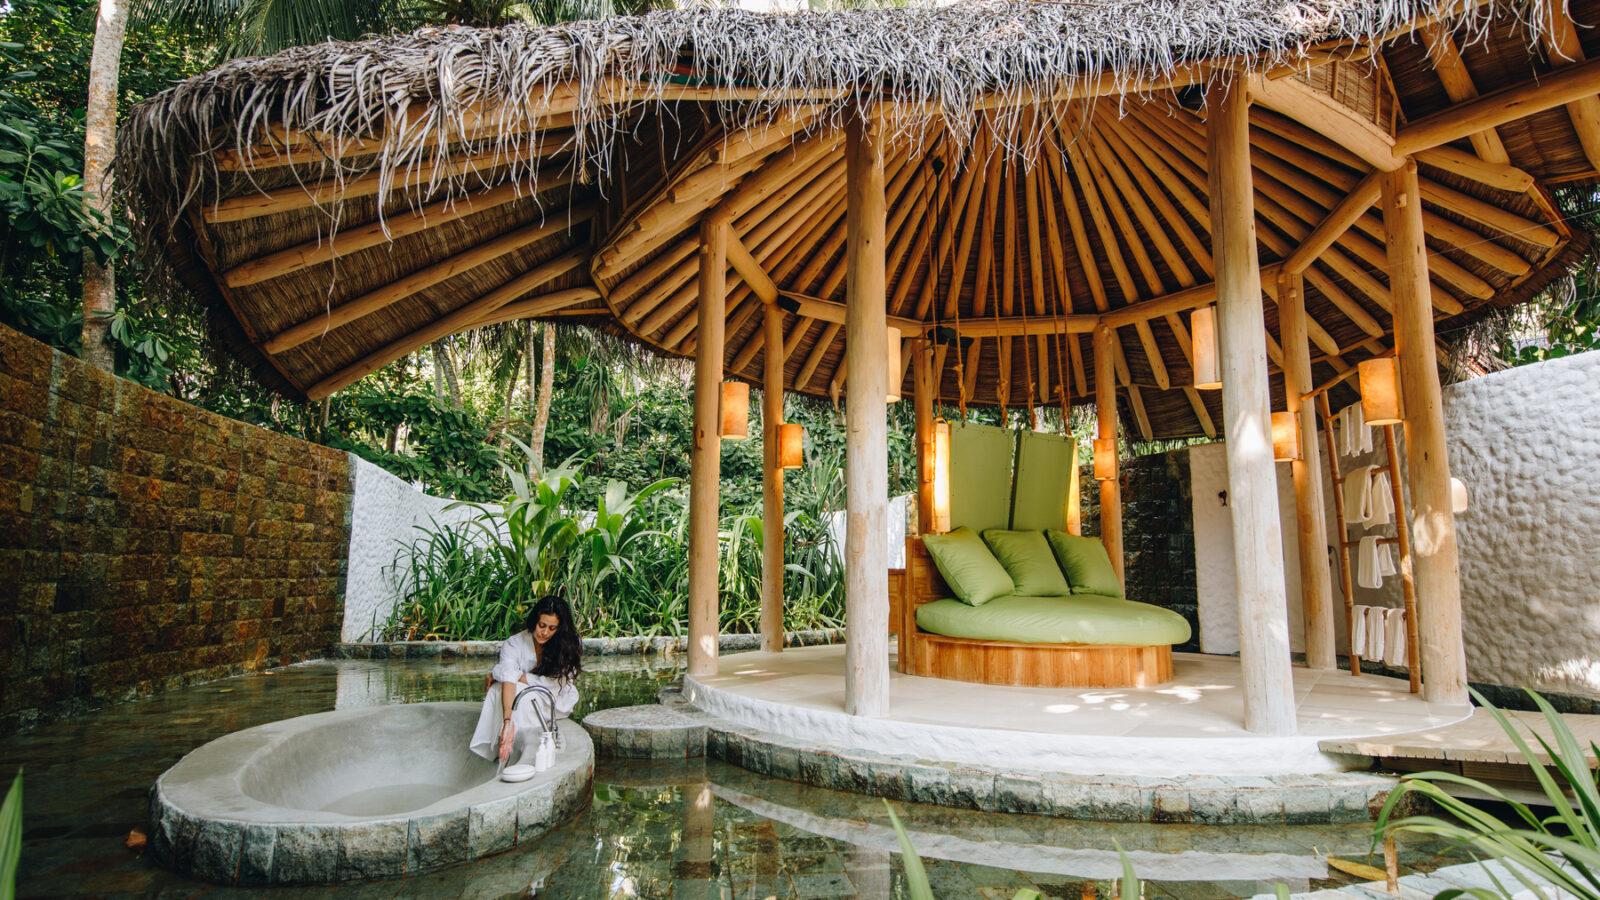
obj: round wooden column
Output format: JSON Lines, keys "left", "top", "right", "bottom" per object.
{"left": 760, "top": 300, "right": 786, "bottom": 653}
{"left": 1381, "top": 160, "right": 1469, "bottom": 706}
{"left": 913, "top": 339, "right": 936, "bottom": 534}
{"left": 843, "top": 111, "right": 890, "bottom": 718}
{"left": 687, "top": 216, "right": 727, "bottom": 679}
{"left": 1207, "top": 78, "right": 1297, "bottom": 736}
{"left": 1278, "top": 270, "right": 1338, "bottom": 670}
{"left": 1092, "top": 324, "right": 1124, "bottom": 585}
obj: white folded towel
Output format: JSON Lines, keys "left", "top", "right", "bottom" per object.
{"left": 1383, "top": 608, "right": 1408, "bottom": 668}
{"left": 1338, "top": 402, "right": 1373, "bottom": 457}
{"left": 1344, "top": 465, "right": 1377, "bottom": 524}
{"left": 1351, "top": 606, "right": 1368, "bottom": 656}
{"left": 1364, "top": 605, "right": 1385, "bottom": 661}
{"left": 1368, "top": 470, "right": 1395, "bottom": 527}
{"left": 1357, "top": 536, "right": 1397, "bottom": 589}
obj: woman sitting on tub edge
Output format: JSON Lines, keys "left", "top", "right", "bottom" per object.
{"left": 470, "top": 594, "right": 582, "bottom": 763}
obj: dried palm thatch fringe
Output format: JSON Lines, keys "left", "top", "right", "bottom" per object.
{"left": 117, "top": 0, "right": 1541, "bottom": 276}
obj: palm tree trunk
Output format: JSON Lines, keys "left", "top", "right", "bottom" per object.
{"left": 431, "top": 338, "right": 461, "bottom": 408}
{"left": 80, "top": 0, "right": 128, "bottom": 372}
{"left": 531, "top": 323, "right": 555, "bottom": 473}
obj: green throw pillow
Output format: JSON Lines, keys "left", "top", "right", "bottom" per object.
{"left": 1045, "top": 530, "right": 1123, "bottom": 598}
{"left": 981, "top": 530, "right": 1071, "bottom": 597}
{"left": 922, "top": 527, "right": 1015, "bottom": 607}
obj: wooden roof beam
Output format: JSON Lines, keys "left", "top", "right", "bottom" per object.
{"left": 1247, "top": 73, "right": 1402, "bottom": 172}
{"left": 1414, "top": 146, "right": 1533, "bottom": 193}
{"left": 305, "top": 249, "right": 588, "bottom": 399}
{"left": 1393, "top": 53, "right": 1600, "bottom": 157}
{"left": 472, "top": 287, "right": 601, "bottom": 328}
{"left": 265, "top": 205, "right": 595, "bottom": 354}
{"left": 1282, "top": 172, "right": 1380, "bottom": 274}
{"left": 1419, "top": 23, "right": 1512, "bottom": 164}
{"left": 1540, "top": 0, "right": 1600, "bottom": 171}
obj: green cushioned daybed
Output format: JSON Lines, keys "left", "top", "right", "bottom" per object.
{"left": 914, "top": 594, "right": 1192, "bottom": 646}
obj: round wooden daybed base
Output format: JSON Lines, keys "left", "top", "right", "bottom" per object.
{"left": 903, "top": 633, "right": 1174, "bottom": 688}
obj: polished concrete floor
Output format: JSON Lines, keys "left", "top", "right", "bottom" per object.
{"left": 1, "top": 655, "right": 1471, "bottom": 898}
{"left": 699, "top": 645, "right": 1471, "bottom": 740}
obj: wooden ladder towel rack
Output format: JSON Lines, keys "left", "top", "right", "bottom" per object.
{"left": 1313, "top": 391, "right": 1423, "bottom": 694}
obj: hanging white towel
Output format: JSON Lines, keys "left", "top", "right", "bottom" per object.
{"left": 1338, "top": 402, "right": 1373, "bottom": 457}
{"left": 1383, "top": 608, "right": 1408, "bottom": 668}
{"left": 1344, "top": 465, "right": 1377, "bottom": 525}
{"left": 1351, "top": 605, "right": 1369, "bottom": 656}
{"left": 1364, "top": 605, "right": 1385, "bottom": 662}
{"left": 1368, "top": 470, "right": 1395, "bottom": 527}
{"left": 1357, "top": 536, "right": 1397, "bottom": 589}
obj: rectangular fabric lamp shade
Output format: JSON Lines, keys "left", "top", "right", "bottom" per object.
{"left": 1093, "top": 437, "right": 1116, "bottom": 481}
{"left": 886, "top": 326, "right": 903, "bottom": 403}
{"left": 930, "top": 418, "right": 951, "bottom": 533}
{"left": 1191, "top": 305, "right": 1221, "bottom": 390}
{"left": 1359, "top": 357, "right": 1404, "bottom": 425}
{"left": 1271, "top": 410, "right": 1300, "bottom": 461}
{"left": 720, "top": 380, "right": 749, "bottom": 440}
{"left": 779, "top": 422, "right": 804, "bottom": 469}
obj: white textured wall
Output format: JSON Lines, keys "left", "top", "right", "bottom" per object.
{"left": 341, "top": 456, "right": 481, "bottom": 641}
{"left": 1193, "top": 350, "right": 1600, "bottom": 698}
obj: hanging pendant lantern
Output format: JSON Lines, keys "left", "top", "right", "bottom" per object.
{"left": 1191, "top": 305, "right": 1222, "bottom": 390}
{"left": 779, "top": 422, "right": 805, "bottom": 469}
{"left": 930, "top": 418, "right": 952, "bottom": 533}
{"left": 1358, "top": 357, "right": 1404, "bottom": 425}
{"left": 1093, "top": 437, "right": 1117, "bottom": 482}
{"left": 886, "top": 326, "right": 903, "bottom": 403}
{"left": 720, "top": 380, "right": 749, "bottom": 440}
{"left": 1271, "top": 411, "right": 1301, "bottom": 461}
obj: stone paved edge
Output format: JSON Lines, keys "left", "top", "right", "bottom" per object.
{"left": 331, "top": 628, "right": 845, "bottom": 660}
{"left": 149, "top": 723, "right": 594, "bottom": 885}
{"left": 656, "top": 688, "right": 1408, "bottom": 826}
{"left": 585, "top": 704, "right": 708, "bottom": 759}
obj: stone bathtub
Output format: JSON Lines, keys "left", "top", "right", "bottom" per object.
{"left": 150, "top": 701, "right": 593, "bottom": 885}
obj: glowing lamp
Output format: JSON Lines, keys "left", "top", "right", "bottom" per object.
{"left": 1191, "top": 305, "right": 1221, "bottom": 390}
{"left": 720, "top": 380, "right": 749, "bottom": 440}
{"left": 1358, "top": 357, "right": 1404, "bottom": 425}
{"left": 886, "top": 326, "right": 903, "bottom": 403}
{"left": 1271, "top": 410, "right": 1301, "bottom": 462}
{"left": 1093, "top": 437, "right": 1117, "bottom": 482}
{"left": 779, "top": 422, "right": 805, "bottom": 469}
{"left": 930, "top": 418, "right": 952, "bottom": 533}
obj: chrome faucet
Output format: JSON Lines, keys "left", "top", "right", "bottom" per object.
{"left": 512, "top": 684, "right": 562, "bottom": 748}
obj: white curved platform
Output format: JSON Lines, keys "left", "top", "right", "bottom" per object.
{"left": 684, "top": 645, "right": 1471, "bottom": 777}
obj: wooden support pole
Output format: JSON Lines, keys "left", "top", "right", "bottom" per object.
{"left": 1381, "top": 161, "right": 1469, "bottom": 706}
{"left": 1382, "top": 424, "right": 1423, "bottom": 694}
{"left": 760, "top": 300, "right": 786, "bottom": 654}
{"left": 1317, "top": 392, "right": 1362, "bottom": 677}
{"left": 687, "top": 216, "right": 728, "bottom": 679}
{"left": 1279, "top": 271, "right": 1337, "bottom": 670}
{"left": 1208, "top": 77, "right": 1298, "bottom": 736}
{"left": 1093, "top": 324, "right": 1124, "bottom": 586}
{"left": 913, "top": 340, "right": 936, "bottom": 534}
{"left": 843, "top": 111, "right": 890, "bottom": 718}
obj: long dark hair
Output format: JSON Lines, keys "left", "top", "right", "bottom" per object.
{"left": 525, "top": 595, "right": 582, "bottom": 682}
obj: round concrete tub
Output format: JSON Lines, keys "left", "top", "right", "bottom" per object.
{"left": 150, "top": 701, "right": 593, "bottom": 885}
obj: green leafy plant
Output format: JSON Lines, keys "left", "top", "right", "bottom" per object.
{"left": 1375, "top": 688, "right": 1600, "bottom": 898}
{"left": 2, "top": 768, "right": 21, "bottom": 900}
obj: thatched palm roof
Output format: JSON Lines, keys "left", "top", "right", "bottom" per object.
{"left": 118, "top": 0, "right": 1597, "bottom": 438}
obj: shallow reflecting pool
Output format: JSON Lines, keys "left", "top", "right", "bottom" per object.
{"left": 1, "top": 655, "right": 1467, "bottom": 898}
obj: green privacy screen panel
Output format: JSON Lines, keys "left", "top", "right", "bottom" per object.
{"left": 1010, "top": 430, "right": 1077, "bottom": 532}
{"left": 948, "top": 422, "right": 1015, "bottom": 533}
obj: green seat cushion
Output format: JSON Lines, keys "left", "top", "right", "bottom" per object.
{"left": 915, "top": 594, "right": 1192, "bottom": 646}
{"left": 981, "top": 529, "right": 1071, "bottom": 597}
{"left": 921, "top": 527, "right": 1014, "bottom": 606}
{"left": 1046, "top": 530, "right": 1123, "bottom": 598}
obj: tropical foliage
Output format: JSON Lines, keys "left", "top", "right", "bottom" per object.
{"left": 1376, "top": 688, "right": 1600, "bottom": 899}
{"left": 1, "top": 769, "right": 19, "bottom": 900}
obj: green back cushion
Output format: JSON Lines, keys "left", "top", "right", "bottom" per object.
{"left": 1011, "top": 431, "right": 1077, "bottom": 532}
{"left": 948, "top": 423, "right": 1016, "bottom": 533}
{"left": 1046, "top": 530, "right": 1123, "bottom": 598}
{"left": 981, "top": 530, "right": 1071, "bottom": 597}
{"left": 922, "top": 527, "right": 1014, "bottom": 606}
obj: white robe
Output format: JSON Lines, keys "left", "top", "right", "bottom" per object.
{"left": 469, "top": 630, "right": 580, "bottom": 761}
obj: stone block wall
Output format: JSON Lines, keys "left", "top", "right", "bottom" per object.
{"left": 1081, "top": 451, "right": 1199, "bottom": 650}
{"left": 0, "top": 325, "right": 353, "bottom": 731}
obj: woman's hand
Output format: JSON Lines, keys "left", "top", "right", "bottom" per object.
{"left": 497, "top": 721, "right": 515, "bottom": 762}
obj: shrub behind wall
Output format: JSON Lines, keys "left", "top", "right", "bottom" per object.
{"left": 0, "top": 325, "right": 352, "bottom": 732}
